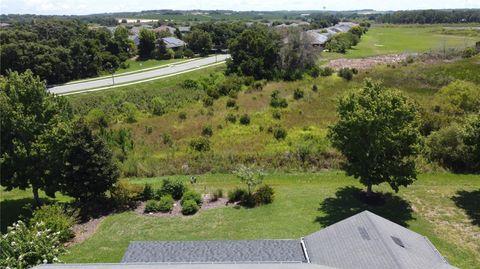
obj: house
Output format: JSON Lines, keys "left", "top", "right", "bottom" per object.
{"left": 159, "top": 37, "right": 186, "bottom": 49}
{"left": 153, "top": 25, "right": 176, "bottom": 35}
{"left": 307, "top": 22, "right": 358, "bottom": 47}
{"left": 178, "top": 26, "right": 191, "bottom": 33}
{"left": 32, "top": 211, "right": 456, "bottom": 269}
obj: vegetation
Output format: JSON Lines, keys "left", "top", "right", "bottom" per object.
{"left": 181, "top": 199, "right": 199, "bottom": 215}
{"left": 158, "top": 195, "right": 175, "bottom": 212}
{"left": 30, "top": 204, "right": 78, "bottom": 242}
{"left": 328, "top": 80, "right": 421, "bottom": 196}
{"left": 184, "top": 29, "right": 213, "bottom": 56}
{"left": 375, "top": 10, "right": 480, "bottom": 24}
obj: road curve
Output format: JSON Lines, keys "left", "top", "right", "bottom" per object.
{"left": 48, "top": 55, "right": 230, "bottom": 95}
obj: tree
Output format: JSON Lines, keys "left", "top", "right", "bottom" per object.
{"left": 233, "top": 165, "right": 266, "bottom": 194}
{"left": 434, "top": 80, "right": 480, "bottom": 116}
{"left": 59, "top": 120, "right": 119, "bottom": 204}
{"left": 328, "top": 79, "right": 421, "bottom": 196}
{"left": 279, "top": 28, "right": 319, "bottom": 80}
{"left": 185, "top": 29, "right": 212, "bottom": 56}
{"left": 227, "top": 24, "right": 281, "bottom": 80}
{"left": 0, "top": 71, "right": 72, "bottom": 205}
{"left": 138, "top": 28, "right": 156, "bottom": 59}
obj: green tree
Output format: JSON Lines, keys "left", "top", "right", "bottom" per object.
{"left": 150, "top": 97, "right": 166, "bottom": 116}
{"left": 59, "top": 120, "right": 119, "bottom": 204}
{"left": 138, "top": 28, "right": 156, "bottom": 59}
{"left": 328, "top": 79, "right": 421, "bottom": 196}
{"left": 0, "top": 71, "right": 72, "bottom": 205}
{"left": 233, "top": 165, "right": 266, "bottom": 194}
{"left": 434, "top": 80, "right": 480, "bottom": 116}
{"left": 185, "top": 29, "right": 213, "bottom": 56}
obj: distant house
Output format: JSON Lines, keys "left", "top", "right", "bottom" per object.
{"left": 33, "top": 211, "right": 456, "bottom": 269}
{"left": 307, "top": 22, "right": 358, "bottom": 47}
{"left": 0, "top": 22, "right": 11, "bottom": 28}
{"left": 178, "top": 26, "right": 191, "bottom": 33}
{"left": 159, "top": 37, "right": 186, "bottom": 50}
{"left": 153, "top": 25, "right": 176, "bottom": 35}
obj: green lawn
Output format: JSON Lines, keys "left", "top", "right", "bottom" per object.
{"left": 115, "top": 58, "right": 188, "bottom": 75}
{"left": 14, "top": 172, "right": 472, "bottom": 268}
{"left": 324, "top": 24, "right": 479, "bottom": 59}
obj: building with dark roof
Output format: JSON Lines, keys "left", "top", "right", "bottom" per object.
{"left": 33, "top": 211, "right": 456, "bottom": 269}
{"left": 160, "top": 37, "right": 186, "bottom": 49}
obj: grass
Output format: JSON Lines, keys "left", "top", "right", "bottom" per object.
{"left": 115, "top": 58, "right": 187, "bottom": 75}
{"left": 14, "top": 172, "right": 470, "bottom": 268}
{"left": 324, "top": 24, "right": 479, "bottom": 59}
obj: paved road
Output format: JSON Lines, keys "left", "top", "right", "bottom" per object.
{"left": 48, "top": 55, "right": 230, "bottom": 94}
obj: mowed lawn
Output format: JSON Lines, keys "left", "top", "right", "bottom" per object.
{"left": 25, "top": 172, "right": 477, "bottom": 268}
{"left": 324, "top": 24, "right": 479, "bottom": 59}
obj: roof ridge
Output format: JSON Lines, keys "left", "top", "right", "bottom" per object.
{"left": 363, "top": 211, "right": 406, "bottom": 269}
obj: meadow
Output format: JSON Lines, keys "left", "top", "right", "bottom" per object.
{"left": 324, "top": 24, "right": 480, "bottom": 59}
{"left": 2, "top": 173, "right": 476, "bottom": 267}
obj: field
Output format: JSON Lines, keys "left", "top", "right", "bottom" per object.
{"left": 324, "top": 24, "right": 480, "bottom": 59}
{"left": 2, "top": 173, "right": 475, "bottom": 267}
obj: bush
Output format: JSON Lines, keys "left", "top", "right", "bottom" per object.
{"left": 111, "top": 179, "right": 143, "bottom": 210}
{"left": 225, "top": 113, "right": 237, "bottom": 123}
{"left": 0, "top": 221, "right": 66, "bottom": 269}
{"left": 338, "top": 68, "right": 353, "bottom": 81}
{"left": 144, "top": 200, "right": 160, "bottom": 213}
{"left": 228, "top": 187, "right": 248, "bottom": 203}
{"left": 122, "top": 102, "right": 138, "bottom": 123}
{"left": 293, "top": 88, "right": 304, "bottom": 100}
{"left": 239, "top": 114, "right": 251, "bottom": 125}
{"left": 201, "top": 126, "right": 213, "bottom": 137}
{"left": 141, "top": 184, "right": 155, "bottom": 201}
{"left": 272, "top": 110, "right": 281, "bottom": 120}
{"left": 158, "top": 194, "right": 174, "bottom": 212}
{"left": 270, "top": 90, "right": 288, "bottom": 108}
{"left": 253, "top": 185, "right": 275, "bottom": 205}
{"left": 189, "top": 137, "right": 211, "bottom": 152}
{"left": 181, "top": 190, "right": 203, "bottom": 206}
{"left": 151, "top": 97, "right": 166, "bottom": 116}
{"left": 184, "top": 48, "right": 194, "bottom": 58}
{"left": 181, "top": 199, "right": 199, "bottom": 215}
{"left": 320, "top": 67, "right": 334, "bottom": 76}
{"left": 181, "top": 79, "right": 198, "bottom": 89}
{"left": 462, "top": 47, "right": 477, "bottom": 58}
{"left": 174, "top": 49, "right": 184, "bottom": 59}
{"left": 30, "top": 204, "right": 78, "bottom": 242}
{"left": 309, "top": 65, "right": 320, "bottom": 78}
{"left": 178, "top": 111, "right": 187, "bottom": 120}
{"left": 203, "top": 97, "right": 214, "bottom": 107}
{"left": 211, "top": 189, "right": 223, "bottom": 201}
{"left": 160, "top": 179, "right": 186, "bottom": 200}
{"left": 312, "top": 84, "right": 318, "bottom": 92}
{"left": 226, "top": 98, "right": 236, "bottom": 108}
{"left": 85, "top": 108, "right": 109, "bottom": 129}
{"left": 273, "top": 127, "right": 287, "bottom": 140}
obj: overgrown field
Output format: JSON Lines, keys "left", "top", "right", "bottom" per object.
{"left": 28, "top": 172, "right": 475, "bottom": 268}
{"left": 68, "top": 54, "right": 480, "bottom": 176}
{"left": 324, "top": 24, "right": 479, "bottom": 59}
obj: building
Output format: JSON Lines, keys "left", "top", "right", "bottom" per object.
{"left": 307, "top": 22, "right": 357, "bottom": 47}
{"left": 153, "top": 25, "right": 176, "bottom": 35}
{"left": 33, "top": 211, "right": 456, "bottom": 269}
{"left": 160, "top": 37, "right": 186, "bottom": 49}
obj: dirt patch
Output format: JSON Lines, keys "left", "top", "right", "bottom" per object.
{"left": 135, "top": 194, "right": 230, "bottom": 218}
{"left": 327, "top": 53, "right": 413, "bottom": 70}
{"left": 65, "top": 216, "right": 105, "bottom": 247}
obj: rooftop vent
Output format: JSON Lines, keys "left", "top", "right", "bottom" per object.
{"left": 357, "top": 227, "right": 371, "bottom": 240}
{"left": 391, "top": 236, "right": 405, "bottom": 248}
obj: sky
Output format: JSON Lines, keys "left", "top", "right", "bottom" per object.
{"left": 1, "top": 0, "right": 479, "bottom": 15}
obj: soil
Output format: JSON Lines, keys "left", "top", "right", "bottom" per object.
{"left": 327, "top": 53, "right": 414, "bottom": 70}
{"left": 134, "top": 194, "right": 230, "bottom": 217}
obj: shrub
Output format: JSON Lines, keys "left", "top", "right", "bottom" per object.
{"left": 239, "top": 114, "right": 251, "bottom": 125}
{"left": 462, "top": 47, "right": 477, "bottom": 58}
{"left": 144, "top": 200, "right": 160, "bottom": 213}
{"left": 184, "top": 48, "right": 195, "bottom": 58}
{"left": 110, "top": 179, "right": 143, "bottom": 210}
{"left": 151, "top": 97, "right": 166, "bottom": 116}
{"left": 320, "top": 67, "right": 334, "bottom": 76}
{"left": 160, "top": 179, "right": 186, "bottom": 200}
{"left": 270, "top": 90, "right": 288, "bottom": 108}
{"left": 174, "top": 49, "right": 184, "bottom": 59}
{"left": 85, "top": 108, "right": 108, "bottom": 129}
{"left": 189, "top": 137, "right": 211, "bottom": 152}
{"left": 0, "top": 221, "right": 66, "bottom": 269}
{"left": 273, "top": 127, "right": 287, "bottom": 140}
{"left": 338, "top": 68, "right": 353, "bottom": 81}
{"left": 162, "top": 133, "right": 173, "bottom": 146}
{"left": 181, "top": 190, "right": 203, "bottom": 206}
{"left": 158, "top": 194, "right": 174, "bottom": 212}
{"left": 181, "top": 79, "right": 198, "bottom": 89}
{"left": 309, "top": 65, "right": 320, "bottom": 77}
{"left": 30, "top": 204, "right": 78, "bottom": 242}
{"left": 203, "top": 97, "right": 214, "bottom": 107}
{"left": 293, "top": 88, "right": 304, "bottom": 100}
{"left": 272, "top": 110, "right": 281, "bottom": 120}
{"left": 233, "top": 165, "right": 265, "bottom": 194}
{"left": 228, "top": 187, "right": 248, "bottom": 203}
{"left": 181, "top": 199, "right": 199, "bottom": 215}
{"left": 178, "top": 111, "right": 187, "bottom": 120}
{"left": 253, "top": 185, "right": 275, "bottom": 205}
{"left": 211, "top": 189, "right": 223, "bottom": 201}
{"left": 122, "top": 102, "right": 138, "bottom": 123}
{"left": 201, "top": 126, "right": 213, "bottom": 137}
{"left": 312, "top": 84, "right": 318, "bottom": 92}
{"left": 225, "top": 113, "right": 237, "bottom": 123}
{"left": 226, "top": 98, "right": 236, "bottom": 108}
{"left": 141, "top": 184, "right": 155, "bottom": 201}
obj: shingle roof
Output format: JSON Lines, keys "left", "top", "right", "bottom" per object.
{"left": 161, "top": 37, "right": 186, "bottom": 48}
{"left": 34, "top": 263, "right": 335, "bottom": 269}
{"left": 304, "top": 211, "right": 457, "bottom": 269}
{"left": 122, "top": 240, "right": 307, "bottom": 263}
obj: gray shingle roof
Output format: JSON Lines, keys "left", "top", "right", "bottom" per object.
{"left": 34, "top": 263, "right": 335, "bottom": 269}
{"left": 122, "top": 240, "right": 306, "bottom": 263}
{"left": 161, "top": 37, "right": 186, "bottom": 49}
{"left": 304, "top": 211, "right": 457, "bottom": 269}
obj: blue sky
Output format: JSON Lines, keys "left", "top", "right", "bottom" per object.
{"left": 1, "top": 0, "right": 479, "bottom": 15}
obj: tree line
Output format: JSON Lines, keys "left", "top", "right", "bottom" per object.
{"left": 374, "top": 9, "right": 480, "bottom": 24}
{"left": 0, "top": 19, "right": 134, "bottom": 84}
